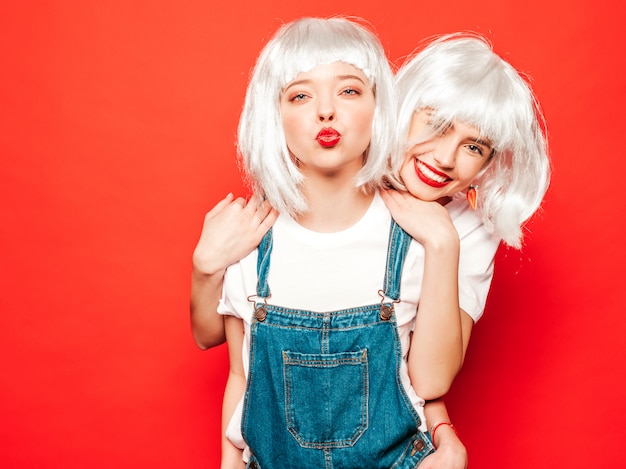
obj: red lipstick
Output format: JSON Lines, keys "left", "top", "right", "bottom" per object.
{"left": 316, "top": 127, "right": 341, "bottom": 148}
{"left": 414, "top": 158, "right": 451, "bottom": 188}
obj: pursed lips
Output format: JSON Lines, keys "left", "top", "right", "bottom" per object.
{"left": 316, "top": 127, "right": 341, "bottom": 147}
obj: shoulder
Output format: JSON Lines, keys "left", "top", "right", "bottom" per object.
{"left": 446, "top": 199, "right": 499, "bottom": 256}
{"left": 447, "top": 199, "right": 486, "bottom": 236}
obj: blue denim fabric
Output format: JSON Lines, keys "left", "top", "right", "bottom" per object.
{"left": 243, "top": 221, "right": 434, "bottom": 468}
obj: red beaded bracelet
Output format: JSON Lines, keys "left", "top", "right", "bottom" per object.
{"left": 430, "top": 421, "right": 459, "bottom": 449}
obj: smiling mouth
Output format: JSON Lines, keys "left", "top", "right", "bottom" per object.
{"left": 414, "top": 158, "right": 451, "bottom": 188}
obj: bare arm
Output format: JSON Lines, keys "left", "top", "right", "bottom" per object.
{"left": 419, "top": 399, "right": 467, "bottom": 469}
{"left": 381, "top": 188, "right": 467, "bottom": 399}
{"left": 220, "top": 316, "right": 247, "bottom": 469}
{"left": 191, "top": 193, "right": 278, "bottom": 349}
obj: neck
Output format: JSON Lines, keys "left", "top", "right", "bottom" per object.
{"left": 296, "top": 176, "right": 375, "bottom": 232}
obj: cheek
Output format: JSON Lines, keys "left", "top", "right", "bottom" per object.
{"left": 351, "top": 112, "right": 373, "bottom": 141}
{"left": 281, "top": 115, "right": 302, "bottom": 144}
{"left": 355, "top": 101, "right": 375, "bottom": 130}
{"left": 399, "top": 157, "right": 413, "bottom": 181}
{"left": 459, "top": 160, "right": 486, "bottom": 183}
{"left": 354, "top": 115, "right": 370, "bottom": 133}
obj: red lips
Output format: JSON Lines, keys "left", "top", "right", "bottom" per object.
{"left": 414, "top": 158, "right": 451, "bottom": 188}
{"left": 316, "top": 127, "right": 341, "bottom": 148}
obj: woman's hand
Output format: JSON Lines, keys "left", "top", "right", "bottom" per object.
{"left": 380, "top": 188, "right": 458, "bottom": 249}
{"left": 420, "top": 426, "right": 468, "bottom": 469}
{"left": 192, "top": 193, "right": 279, "bottom": 276}
{"left": 190, "top": 193, "right": 278, "bottom": 349}
{"left": 420, "top": 441, "right": 468, "bottom": 469}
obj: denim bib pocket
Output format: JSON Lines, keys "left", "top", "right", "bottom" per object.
{"left": 282, "top": 349, "right": 368, "bottom": 448}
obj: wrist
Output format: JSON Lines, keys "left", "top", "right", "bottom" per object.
{"left": 191, "top": 262, "right": 226, "bottom": 282}
{"left": 422, "top": 230, "right": 460, "bottom": 252}
{"left": 430, "top": 420, "right": 460, "bottom": 449}
{"left": 192, "top": 249, "right": 228, "bottom": 276}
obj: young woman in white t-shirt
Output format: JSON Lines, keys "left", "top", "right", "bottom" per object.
{"left": 382, "top": 32, "right": 550, "bottom": 387}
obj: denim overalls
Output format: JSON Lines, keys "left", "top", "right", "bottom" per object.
{"left": 242, "top": 221, "right": 434, "bottom": 468}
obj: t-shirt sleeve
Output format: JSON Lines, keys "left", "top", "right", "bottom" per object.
{"left": 457, "top": 215, "right": 500, "bottom": 322}
{"left": 217, "top": 250, "right": 258, "bottom": 321}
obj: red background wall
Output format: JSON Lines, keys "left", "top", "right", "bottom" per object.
{"left": 1, "top": 1, "right": 624, "bottom": 467}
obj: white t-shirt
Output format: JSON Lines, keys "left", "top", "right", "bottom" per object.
{"left": 218, "top": 191, "right": 499, "bottom": 452}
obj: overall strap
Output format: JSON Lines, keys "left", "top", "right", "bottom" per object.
{"left": 382, "top": 220, "right": 412, "bottom": 301}
{"left": 255, "top": 227, "right": 273, "bottom": 299}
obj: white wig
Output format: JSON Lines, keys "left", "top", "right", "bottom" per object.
{"left": 392, "top": 33, "right": 551, "bottom": 248}
{"left": 237, "top": 17, "right": 397, "bottom": 216}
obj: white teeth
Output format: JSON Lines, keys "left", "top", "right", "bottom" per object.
{"left": 416, "top": 160, "right": 448, "bottom": 183}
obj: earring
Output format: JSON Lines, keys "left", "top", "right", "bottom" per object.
{"left": 466, "top": 185, "right": 478, "bottom": 211}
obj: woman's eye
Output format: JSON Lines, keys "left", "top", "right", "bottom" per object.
{"left": 467, "top": 144, "right": 484, "bottom": 156}
{"left": 342, "top": 88, "right": 361, "bottom": 96}
{"left": 289, "top": 93, "right": 308, "bottom": 102}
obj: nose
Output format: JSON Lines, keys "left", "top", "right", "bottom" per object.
{"left": 317, "top": 95, "right": 335, "bottom": 122}
{"left": 317, "top": 108, "right": 335, "bottom": 122}
{"left": 433, "top": 138, "right": 456, "bottom": 169}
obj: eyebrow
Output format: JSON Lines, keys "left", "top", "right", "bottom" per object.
{"left": 336, "top": 74, "right": 367, "bottom": 84}
{"left": 446, "top": 122, "right": 493, "bottom": 149}
{"left": 422, "top": 110, "right": 495, "bottom": 150}
{"left": 471, "top": 137, "right": 493, "bottom": 149}
{"left": 284, "top": 74, "right": 367, "bottom": 91}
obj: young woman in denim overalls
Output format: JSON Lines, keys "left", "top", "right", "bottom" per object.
{"left": 208, "top": 18, "right": 467, "bottom": 468}
{"left": 191, "top": 21, "right": 550, "bottom": 468}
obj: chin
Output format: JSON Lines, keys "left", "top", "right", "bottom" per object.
{"left": 402, "top": 180, "right": 429, "bottom": 198}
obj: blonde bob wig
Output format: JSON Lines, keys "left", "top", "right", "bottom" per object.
{"left": 237, "top": 17, "right": 397, "bottom": 216}
{"left": 391, "top": 33, "right": 550, "bottom": 248}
